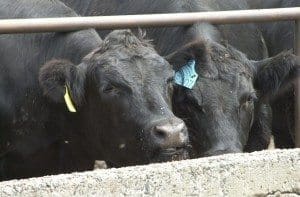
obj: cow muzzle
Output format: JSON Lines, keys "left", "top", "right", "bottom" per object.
{"left": 146, "top": 118, "right": 190, "bottom": 161}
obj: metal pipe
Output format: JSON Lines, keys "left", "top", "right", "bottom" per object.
{"left": 295, "top": 20, "right": 300, "bottom": 147}
{"left": 0, "top": 7, "right": 299, "bottom": 33}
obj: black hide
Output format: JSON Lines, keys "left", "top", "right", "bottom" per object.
{"left": 0, "top": 1, "right": 189, "bottom": 180}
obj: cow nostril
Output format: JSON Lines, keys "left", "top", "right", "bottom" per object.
{"left": 150, "top": 121, "right": 188, "bottom": 147}
{"left": 153, "top": 127, "right": 167, "bottom": 140}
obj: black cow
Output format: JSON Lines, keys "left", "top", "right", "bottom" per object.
{"left": 248, "top": 0, "right": 300, "bottom": 148}
{"left": 62, "top": 0, "right": 267, "bottom": 60}
{"left": 0, "top": 0, "right": 189, "bottom": 180}
{"left": 62, "top": 0, "right": 300, "bottom": 157}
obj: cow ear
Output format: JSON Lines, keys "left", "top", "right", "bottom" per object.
{"left": 253, "top": 51, "right": 300, "bottom": 102}
{"left": 165, "top": 40, "right": 218, "bottom": 80}
{"left": 39, "top": 59, "right": 86, "bottom": 112}
{"left": 165, "top": 40, "right": 211, "bottom": 70}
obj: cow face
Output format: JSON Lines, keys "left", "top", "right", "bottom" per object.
{"left": 39, "top": 30, "right": 189, "bottom": 167}
{"left": 167, "top": 40, "right": 299, "bottom": 157}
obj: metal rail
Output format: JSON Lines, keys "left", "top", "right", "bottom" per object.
{"left": 0, "top": 7, "right": 299, "bottom": 33}
{"left": 0, "top": 7, "right": 299, "bottom": 147}
{"left": 295, "top": 21, "right": 300, "bottom": 147}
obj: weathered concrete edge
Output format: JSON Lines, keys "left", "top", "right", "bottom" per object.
{"left": 0, "top": 149, "right": 299, "bottom": 197}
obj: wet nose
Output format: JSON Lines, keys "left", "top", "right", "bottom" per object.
{"left": 150, "top": 118, "right": 188, "bottom": 149}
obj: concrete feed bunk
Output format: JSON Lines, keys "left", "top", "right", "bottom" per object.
{"left": 0, "top": 149, "right": 299, "bottom": 196}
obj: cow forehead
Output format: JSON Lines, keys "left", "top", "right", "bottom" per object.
{"left": 93, "top": 45, "right": 171, "bottom": 69}
{"left": 206, "top": 41, "right": 254, "bottom": 75}
{"left": 193, "top": 72, "right": 254, "bottom": 103}
{"left": 89, "top": 52, "right": 173, "bottom": 86}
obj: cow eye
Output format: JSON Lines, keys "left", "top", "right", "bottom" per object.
{"left": 166, "top": 78, "right": 174, "bottom": 96}
{"left": 240, "top": 92, "right": 257, "bottom": 105}
{"left": 246, "top": 93, "right": 257, "bottom": 103}
{"left": 167, "top": 76, "right": 174, "bottom": 84}
{"left": 102, "top": 84, "right": 117, "bottom": 94}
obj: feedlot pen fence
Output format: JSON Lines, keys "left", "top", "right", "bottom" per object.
{"left": 0, "top": 7, "right": 300, "bottom": 147}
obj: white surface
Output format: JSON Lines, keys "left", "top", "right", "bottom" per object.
{"left": 0, "top": 149, "right": 299, "bottom": 197}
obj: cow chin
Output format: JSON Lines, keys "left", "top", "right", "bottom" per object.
{"left": 149, "top": 147, "right": 190, "bottom": 163}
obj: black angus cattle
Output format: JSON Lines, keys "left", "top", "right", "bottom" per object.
{"left": 248, "top": 0, "right": 300, "bottom": 148}
{"left": 0, "top": 0, "right": 189, "bottom": 180}
{"left": 62, "top": 0, "right": 267, "bottom": 60}
{"left": 62, "top": 0, "right": 300, "bottom": 157}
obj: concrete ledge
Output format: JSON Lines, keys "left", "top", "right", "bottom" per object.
{"left": 0, "top": 149, "right": 299, "bottom": 196}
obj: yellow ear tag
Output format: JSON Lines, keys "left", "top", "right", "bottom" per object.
{"left": 64, "top": 86, "right": 77, "bottom": 113}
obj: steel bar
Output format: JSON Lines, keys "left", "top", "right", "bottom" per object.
{"left": 0, "top": 7, "right": 299, "bottom": 33}
{"left": 295, "top": 20, "right": 300, "bottom": 147}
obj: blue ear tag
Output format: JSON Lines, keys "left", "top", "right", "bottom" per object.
{"left": 174, "top": 60, "right": 198, "bottom": 89}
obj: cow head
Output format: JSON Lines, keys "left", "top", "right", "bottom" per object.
{"left": 167, "top": 40, "right": 299, "bottom": 157}
{"left": 39, "top": 30, "right": 189, "bottom": 167}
